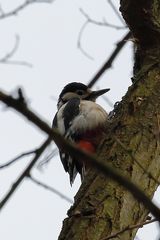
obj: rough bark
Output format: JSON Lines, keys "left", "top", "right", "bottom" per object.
{"left": 58, "top": 1, "right": 160, "bottom": 240}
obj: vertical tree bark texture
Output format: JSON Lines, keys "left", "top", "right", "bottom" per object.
{"left": 58, "top": 1, "right": 160, "bottom": 239}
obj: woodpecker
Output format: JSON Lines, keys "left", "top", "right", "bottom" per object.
{"left": 53, "top": 82, "right": 110, "bottom": 185}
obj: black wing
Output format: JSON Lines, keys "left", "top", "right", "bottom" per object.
{"left": 53, "top": 98, "right": 83, "bottom": 185}
{"left": 52, "top": 111, "right": 70, "bottom": 175}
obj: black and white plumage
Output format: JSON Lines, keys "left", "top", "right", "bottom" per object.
{"left": 53, "top": 82, "right": 110, "bottom": 184}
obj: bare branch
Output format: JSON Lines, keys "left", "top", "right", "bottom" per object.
{"left": 0, "top": 0, "right": 54, "bottom": 67}
{"left": 77, "top": 20, "right": 94, "bottom": 60}
{"left": 88, "top": 31, "right": 131, "bottom": 88}
{"left": 107, "top": 0, "right": 125, "bottom": 24}
{"left": 0, "top": 0, "right": 54, "bottom": 20}
{"left": 0, "top": 138, "right": 51, "bottom": 211}
{"left": 0, "top": 150, "right": 35, "bottom": 169}
{"left": 0, "top": 90, "right": 160, "bottom": 220}
{"left": 101, "top": 218, "right": 157, "bottom": 240}
{"left": 28, "top": 174, "right": 73, "bottom": 204}
{"left": 37, "top": 147, "right": 58, "bottom": 168}
{"left": 0, "top": 35, "right": 32, "bottom": 68}
{"left": 80, "top": 8, "right": 125, "bottom": 30}
{"left": 78, "top": 8, "right": 126, "bottom": 60}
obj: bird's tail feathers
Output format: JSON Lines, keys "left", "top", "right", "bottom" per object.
{"left": 68, "top": 157, "right": 77, "bottom": 185}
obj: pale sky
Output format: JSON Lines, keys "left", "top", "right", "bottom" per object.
{"left": 0, "top": 1, "right": 159, "bottom": 239}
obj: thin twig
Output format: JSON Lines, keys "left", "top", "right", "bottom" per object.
{"left": 37, "top": 147, "right": 58, "bottom": 168}
{"left": 0, "top": 35, "right": 20, "bottom": 61}
{"left": 78, "top": 8, "right": 126, "bottom": 60}
{"left": 0, "top": 1, "right": 54, "bottom": 67}
{"left": 77, "top": 20, "right": 94, "bottom": 60}
{"left": 101, "top": 218, "right": 157, "bottom": 240}
{"left": 88, "top": 31, "right": 131, "bottom": 88}
{"left": 28, "top": 175, "right": 73, "bottom": 204}
{"left": 0, "top": 0, "right": 54, "bottom": 20}
{"left": 0, "top": 91, "right": 160, "bottom": 220}
{"left": 0, "top": 150, "right": 35, "bottom": 169}
{"left": 0, "top": 138, "right": 51, "bottom": 211}
{"left": 0, "top": 35, "right": 32, "bottom": 68}
{"left": 80, "top": 8, "right": 125, "bottom": 30}
{"left": 114, "top": 136, "right": 160, "bottom": 185}
{"left": 107, "top": 0, "right": 125, "bottom": 24}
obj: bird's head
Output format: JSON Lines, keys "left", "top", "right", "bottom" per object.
{"left": 57, "top": 82, "right": 110, "bottom": 109}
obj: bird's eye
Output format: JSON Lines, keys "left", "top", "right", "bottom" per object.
{"left": 76, "top": 90, "right": 85, "bottom": 95}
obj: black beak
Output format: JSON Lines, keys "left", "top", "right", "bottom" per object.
{"left": 87, "top": 88, "right": 110, "bottom": 100}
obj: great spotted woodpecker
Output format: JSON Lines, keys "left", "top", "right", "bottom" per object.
{"left": 53, "top": 82, "right": 110, "bottom": 185}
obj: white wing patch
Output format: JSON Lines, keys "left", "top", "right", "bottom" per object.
{"left": 56, "top": 103, "right": 67, "bottom": 135}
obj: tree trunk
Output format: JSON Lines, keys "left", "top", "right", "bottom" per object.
{"left": 58, "top": 1, "right": 160, "bottom": 239}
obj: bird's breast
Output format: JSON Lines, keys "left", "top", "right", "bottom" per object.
{"left": 71, "top": 100, "right": 108, "bottom": 132}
